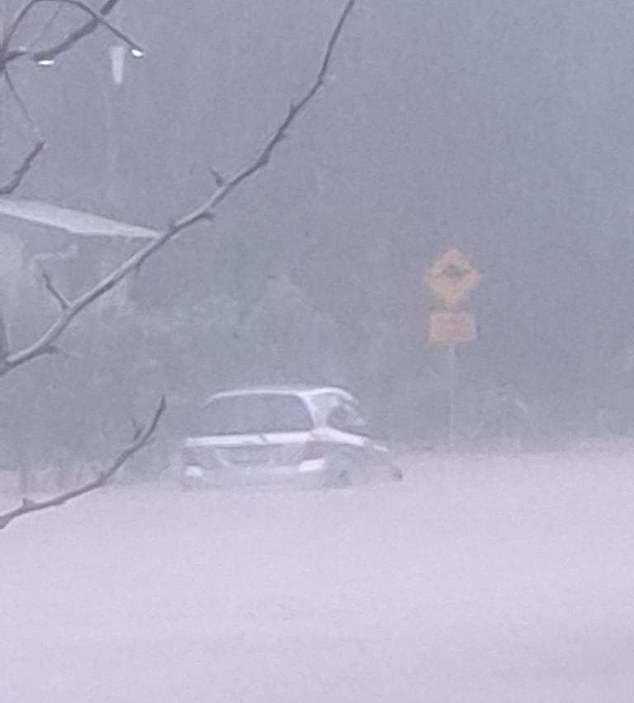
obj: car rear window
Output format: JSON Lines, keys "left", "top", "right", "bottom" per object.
{"left": 201, "top": 394, "right": 314, "bottom": 435}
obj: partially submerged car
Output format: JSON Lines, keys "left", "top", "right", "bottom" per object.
{"left": 178, "top": 385, "right": 403, "bottom": 489}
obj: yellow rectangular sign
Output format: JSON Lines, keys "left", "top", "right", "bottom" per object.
{"left": 429, "top": 310, "right": 477, "bottom": 345}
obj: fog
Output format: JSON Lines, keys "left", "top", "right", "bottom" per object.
{"left": 1, "top": 0, "right": 634, "bottom": 700}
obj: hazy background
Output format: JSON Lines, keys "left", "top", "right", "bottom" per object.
{"left": 3, "top": 6, "right": 634, "bottom": 701}
{"left": 2, "top": 0, "right": 634, "bottom": 472}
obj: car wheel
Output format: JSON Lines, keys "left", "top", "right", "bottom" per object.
{"left": 180, "top": 477, "right": 201, "bottom": 492}
{"left": 324, "top": 453, "right": 366, "bottom": 489}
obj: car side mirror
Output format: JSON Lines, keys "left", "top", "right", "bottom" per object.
{"left": 326, "top": 407, "right": 372, "bottom": 436}
{"left": 326, "top": 407, "right": 349, "bottom": 430}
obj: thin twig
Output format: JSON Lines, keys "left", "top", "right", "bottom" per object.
{"left": 0, "top": 0, "right": 357, "bottom": 375}
{"left": 0, "top": 396, "right": 166, "bottom": 530}
{"left": 208, "top": 165, "right": 225, "bottom": 189}
{"left": 0, "top": 138, "right": 45, "bottom": 194}
{"left": 4, "top": 68, "right": 41, "bottom": 136}
{"left": 40, "top": 269, "right": 70, "bottom": 310}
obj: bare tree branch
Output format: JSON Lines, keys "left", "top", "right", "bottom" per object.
{"left": 0, "top": 138, "right": 45, "bottom": 195}
{"left": 0, "top": 396, "right": 166, "bottom": 530}
{"left": 0, "top": 0, "right": 357, "bottom": 376}
{"left": 0, "top": 0, "right": 356, "bottom": 527}
{"left": 30, "top": 0, "right": 120, "bottom": 62}
{"left": 0, "top": 1, "right": 126, "bottom": 189}
{"left": 1, "top": 0, "right": 141, "bottom": 69}
{"left": 209, "top": 0, "right": 357, "bottom": 201}
{"left": 0, "top": 67, "right": 44, "bottom": 191}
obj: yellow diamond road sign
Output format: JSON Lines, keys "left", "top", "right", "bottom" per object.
{"left": 425, "top": 248, "right": 481, "bottom": 309}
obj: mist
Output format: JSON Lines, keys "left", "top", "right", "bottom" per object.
{"left": 1, "top": 1, "right": 633, "bottom": 700}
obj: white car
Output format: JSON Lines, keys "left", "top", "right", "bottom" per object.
{"left": 178, "top": 385, "right": 403, "bottom": 490}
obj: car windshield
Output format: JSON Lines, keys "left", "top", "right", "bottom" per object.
{"left": 200, "top": 394, "right": 314, "bottom": 435}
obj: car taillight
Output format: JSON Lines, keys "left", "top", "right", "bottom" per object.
{"left": 302, "top": 442, "right": 328, "bottom": 461}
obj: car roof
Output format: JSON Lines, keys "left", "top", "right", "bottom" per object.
{"left": 204, "top": 385, "right": 354, "bottom": 405}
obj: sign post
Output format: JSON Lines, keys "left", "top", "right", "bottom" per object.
{"left": 447, "top": 342, "right": 457, "bottom": 450}
{"left": 425, "top": 248, "right": 480, "bottom": 450}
